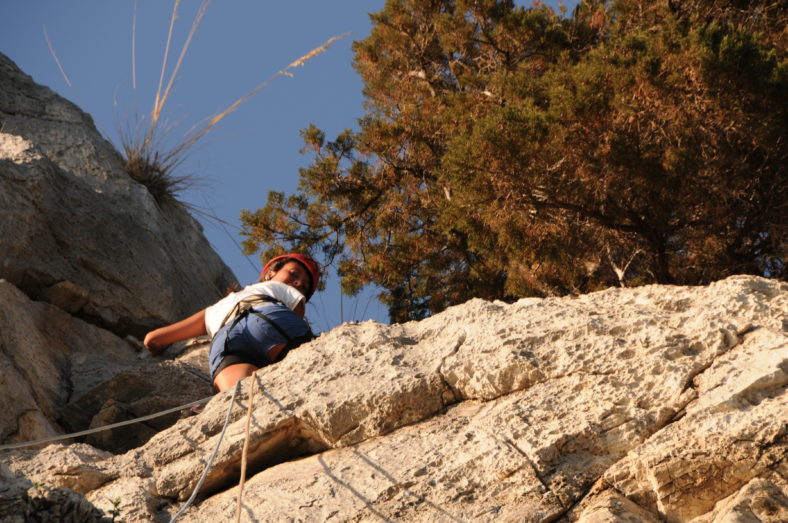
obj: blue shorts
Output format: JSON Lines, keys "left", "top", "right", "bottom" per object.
{"left": 208, "top": 303, "right": 311, "bottom": 379}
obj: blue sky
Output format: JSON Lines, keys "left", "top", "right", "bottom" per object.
{"left": 1, "top": 0, "right": 577, "bottom": 333}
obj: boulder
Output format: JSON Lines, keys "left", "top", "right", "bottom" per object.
{"left": 0, "top": 279, "right": 213, "bottom": 452}
{"left": 61, "top": 355, "right": 213, "bottom": 452}
{"left": 0, "top": 52, "right": 236, "bottom": 339}
{"left": 0, "top": 279, "right": 139, "bottom": 446}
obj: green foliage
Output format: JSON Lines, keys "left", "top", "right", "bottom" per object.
{"left": 108, "top": 497, "right": 122, "bottom": 521}
{"left": 242, "top": 0, "right": 787, "bottom": 322}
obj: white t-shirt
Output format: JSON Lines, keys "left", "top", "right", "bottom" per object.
{"left": 204, "top": 281, "right": 305, "bottom": 337}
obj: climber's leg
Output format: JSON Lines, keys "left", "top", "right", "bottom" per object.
{"left": 213, "top": 362, "right": 259, "bottom": 392}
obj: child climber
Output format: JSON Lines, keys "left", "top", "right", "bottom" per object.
{"left": 144, "top": 253, "right": 320, "bottom": 392}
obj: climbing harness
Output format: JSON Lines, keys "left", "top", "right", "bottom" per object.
{"left": 219, "top": 294, "right": 314, "bottom": 365}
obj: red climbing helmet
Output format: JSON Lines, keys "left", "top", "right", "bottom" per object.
{"left": 261, "top": 253, "right": 321, "bottom": 300}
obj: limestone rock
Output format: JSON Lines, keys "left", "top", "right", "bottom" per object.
{"left": 0, "top": 279, "right": 213, "bottom": 451}
{"left": 601, "top": 326, "right": 787, "bottom": 521}
{"left": 3, "top": 444, "right": 114, "bottom": 495}
{"left": 3, "top": 275, "right": 782, "bottom": 522}
{"left": 160, "top": 276, "right": 788, "bottom": 522}
{"left": 86, "top": 477, "right": 161, "bottom": 523}
{"left": 0, "top": 279, "right": 139, "bottom": 445}
{"left": 0, "top": 484, "right": 108, "bottom": 523}
{"left": 62, "top": 358, "right": 213, "bottom": 452}
{"left": 0, "top": 447, "right": 112, "bottom": 522}
{"left": 689, "top": 473, "right": 788, "bottom": 523}
{"left": 0, "top": 52, "right": 236, "bottom": 339}
{"left": 576, "top": 491, "right": 662, "bottom": 522}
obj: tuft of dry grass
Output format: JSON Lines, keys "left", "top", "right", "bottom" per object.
{"left": 117, "top": 0, "right": 347, "bottom": 207}
{"left": 43, "top": 26, "right": 72, "bottom": 89}
{"left": 118, "top": 114, "right": 194, "bottom": 206}
{"left": 46, "top": 0, "right": 347, "bottom": 207}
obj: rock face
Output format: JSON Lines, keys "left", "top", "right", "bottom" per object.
{"left": 0, "top": 279, "right": 138, "bottom": 445}
{"left": 0, "top": 274, "right": 214, "bottom": 453}
{"left": 0, "top": 52, "right": 236, "bottom": 339}
{"left": 2, "top": 276, "right": 786, "bottom": 522}
{"left": 0, "top": 54, "right": 231, "bottom": 457}
{"left": 0, "top": 53, "right": 786, "bottom": 523}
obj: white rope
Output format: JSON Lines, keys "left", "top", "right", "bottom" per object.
{"left": 235, "top": 373, "right": 257, "bottom": 522}
{"left": 0, "top": 396, "right": 213, "bottom": 451}
{"left": 170, "top": 381, "right": 241, "bottom": 522}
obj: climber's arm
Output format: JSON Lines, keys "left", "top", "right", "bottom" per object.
{"left": 294, "top": 300, "right": 305, "bottom": 319}
{"left": 144, "top": 309, "right": 207, "bottom": 355}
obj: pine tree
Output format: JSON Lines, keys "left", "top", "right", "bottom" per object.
{"left": 242, "top": 0, "right": 787, "bottom": 322}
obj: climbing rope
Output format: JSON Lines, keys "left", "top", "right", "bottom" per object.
{"left": 1, "top": 382, "right": 243, "bottom": 522}
{"left": 0, "top": 396, "right": 213, "bottom": 451}
{"left": 170, "top": 381, "right": 241, "bottom": 523}
{"left": 2, "top": 373, "right": 464, "bottom": 521}
{"left": 235, "top": 372, "right": 258, "bottom": 522}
